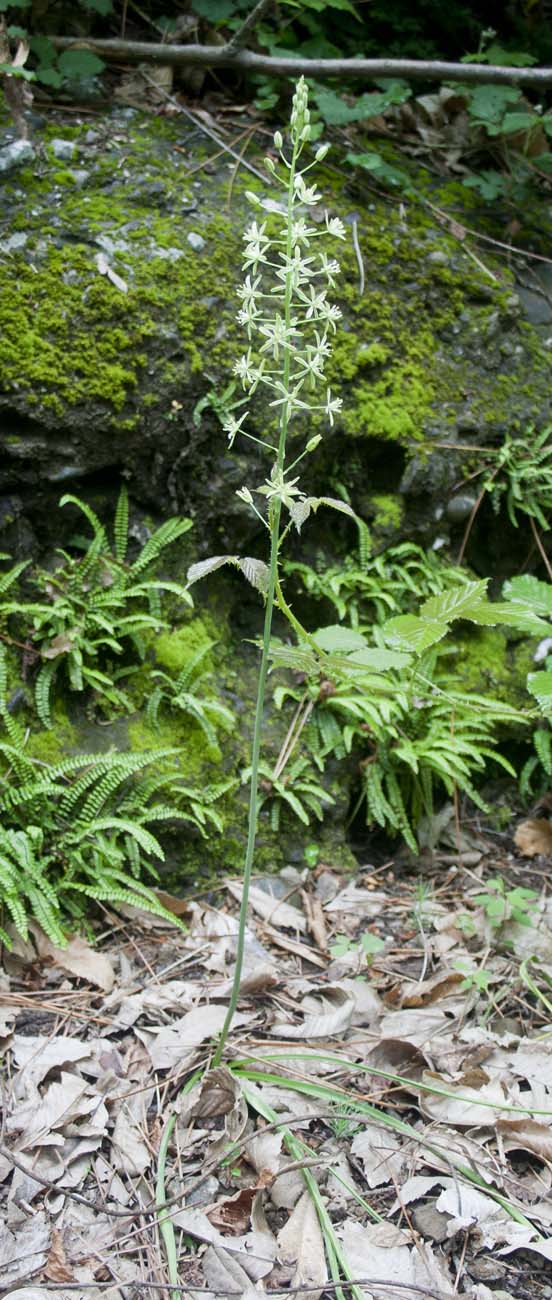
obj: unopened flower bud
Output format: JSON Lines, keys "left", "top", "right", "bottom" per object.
{"left": 301, "top": 125, "right": 311, "bottom": 142}
{"left": 245, "top": 190, "right": 261, "bottom": 206}
{"left": 306, "top": 435, "right": 322, "bottom": 452}
{"left": 315, "top": 143, "right": 330, "bottom": 162}
{"left": 264, "top": 157, "right": 277, "bottom": 175}
{"left": 273, "top": 130, "right": 283, "bottom": 149}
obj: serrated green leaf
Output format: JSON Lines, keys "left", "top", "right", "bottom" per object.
{"left": 346, "top": 648, "right": 412, "bottom": 671}
{"left": 527, "top": 671, "right": 552, "bottom": 713}
{"left": 383, "top": 614, "right": 449, "bottom": 652}
{"left": 187, "top": 555, "right": 234, "bottom": 585}
{"left": 420, "top": 580, "right": 488, "bottom": 623}
{"left": 468, "top": 600, "right": 550, "bottom": 633}
{"left": 312, "top": 625, "right": 368, "bottom": 653}
{"left": 504, "top": 574, "right": 552, "bottom": 617}
{"left": 238, "top": 557, "right": 269, "bottom": 595}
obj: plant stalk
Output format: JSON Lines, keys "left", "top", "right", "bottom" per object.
{"left": 213, "top": 138, "right": 299, "bottom": 1066}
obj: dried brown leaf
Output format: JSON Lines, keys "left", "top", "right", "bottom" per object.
{"left": 33, "top": 933, "right": 115, "bottom": 993}
{"left": 207, "top": 1185, "right": 258, "bottom": 1234}
{"left": 350, "top": 1123, "right": 405, "bottom": 1188}
{"left": 515, "top": 817, "right": 552, "bottom": 857}
{"left": 277, "top": 1189, "right": 327, "bottom": 1300}
{"left": 268, "top": 984, "right": 354, "bottom": 1039}
{"left": 44, "top": 1229, "right": 74, "bottom": 1283}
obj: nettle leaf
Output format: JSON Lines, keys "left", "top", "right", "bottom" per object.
{"left": 267, "top": 643, "right": 321, "bottom": 675}
{"left": 504, "top": 574, "right": 552, "bottom": 617}
{"left": 292, "top": 495, "right": 356, "bottom": 533}
{"left": 237, "top": 557, "right": 269, "bottom": 595}
{"left": 383, "top": 614, "right": 449, "bottom": 652}
{"left": 312, "top": 625, "right": 368, "bottom": 654}
{"left": 58, "top": 49, "right": 105, "bottom": 78}
{"left": 289, "top": 499, "right": 312, "bottom": 532}
{"left": 527, "top": 672, "right": 552, "bottom": 713}
{"left": 467, "top": 601, "right": 551, "bottom": 633}
{"left": 187, "top": 556, "right": 235, "bottom": 585}
{"left": 312, "top": 496, "right": 356, "bottom": 518}
{"left": 347, "top": 647, "right": 412, "bottom": 671}
{"left": 187, "top": 554, "right": 268, "bottom": 595}
{"left": 420, "top": 580, "right": 488, "bottom": 622}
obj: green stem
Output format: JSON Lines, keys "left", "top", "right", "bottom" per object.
{"left": 213, "top": 138, "right": 300, "bottom": 1067}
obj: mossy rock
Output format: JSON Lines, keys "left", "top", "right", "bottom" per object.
{"left": 1, "top": 104, "right": 551, "bottom": 560}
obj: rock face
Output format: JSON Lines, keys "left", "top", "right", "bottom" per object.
{"left": 1, "top": 103, "right": 551, "bottom": 562}
{"left": 1, "top": 100, "right": 551, "bottom": 881}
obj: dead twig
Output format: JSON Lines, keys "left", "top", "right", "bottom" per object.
{"left": 46, "top": 40, "right": 552, "bottom": 89}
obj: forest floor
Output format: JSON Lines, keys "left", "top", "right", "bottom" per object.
{"left": 2, "top": 819, "right": 552, "bottom": 1300}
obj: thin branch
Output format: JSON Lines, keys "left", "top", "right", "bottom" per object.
{"left": 46, "top": 40, "right": 552, "bottom": 86}
{"left": 223, "top": 0, "right": 274, "bottom": 55}
{"left": 0, "top": 1279, "right": 455, "bottom": 1299}
{"left": 529, "top": 514, "right": 552, "bottom": 583}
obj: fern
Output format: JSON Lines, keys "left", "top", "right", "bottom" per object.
{"left": 0, "top": 494, "right": 194, "bottom": 726}
{"left": 113, "top": 486, "right": 129, "bottom": 563}
{"left": 129, "top": 517, "right": 193, "bottom": 577}
{"left": 0, "top": 734, "right": 231, "bottom": 946}
{"left": 147, "top": 642, "right": 234, "bottom": 748}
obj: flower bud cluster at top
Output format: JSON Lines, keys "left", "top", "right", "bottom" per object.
{"left": 222, "top": 77, "right": 346, "bottom": 518}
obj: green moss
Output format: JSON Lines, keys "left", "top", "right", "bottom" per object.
{"left": 370, "top": 493, "right": 404, "bottom": 530}
{"left": 357, "top": 343, "right": 390, "bottom": 367}
{"left": 153, "top": 617, "right": 218, "bottom": 673}
{"left": 128, "top": 710, "right": 221, "bottom": 776}
{"left": 451, "top": 626, "right": 534, "bottom": 707}
{"left": 26, "top": 709, "right": 79, "bottom": 765}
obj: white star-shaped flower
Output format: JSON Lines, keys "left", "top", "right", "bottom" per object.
{"left": 222, "top": 409, "right": 249, "bottom": 448}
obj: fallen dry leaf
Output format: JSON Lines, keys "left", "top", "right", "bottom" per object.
{"left": 226, "top": 880, "right": 307, "bottom": 932}
{"left": 207, "top": 1186, "right": 258, "bottom": 1234}
{"left": 277, "top": 1189, "right": 328, "bottom": 1300}
{"left": 44, "top": 1228, "right": 74, "bottom": 1283}
{"left": 515, "top": 817, "right": 552, "bottom": 857}
{"left": 268, "top": 984, "right": 354, "bottom": 1038}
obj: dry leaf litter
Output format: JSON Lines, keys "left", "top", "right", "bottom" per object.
{"left": 1, "top": 828, "right": 552, "bottom": 1300}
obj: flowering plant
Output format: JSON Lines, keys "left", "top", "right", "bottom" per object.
{"left": 188, "top": 77, "right": 355, "bottom": 1061}
{"left": 187, "top": 79, "right": 552, "bottom": 1063}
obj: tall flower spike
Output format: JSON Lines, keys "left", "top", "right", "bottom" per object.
{"left": 213, "top": 79, "right": 348, "bottom": 1066}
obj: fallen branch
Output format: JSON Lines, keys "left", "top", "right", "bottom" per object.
{"left": 46, "top": 39, "right": 552, "bottom": 87}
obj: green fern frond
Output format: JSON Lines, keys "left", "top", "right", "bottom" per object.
{"left": 85, "top": 818, "right": 164, "bottom": 859}
{"left": 60, "top": 494, "right": 107, "bottom": 549}
{"left": 130, "top": 518, "right": 193, "bottom": 577}
{"left": 35, "top": 661, "right": 57, "bottom": 729}
{"left": 0, "top": 560, "right": 29, "bottom": 595}
{"left": 113, "top": 487, "right": 129, "bottom": 563}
